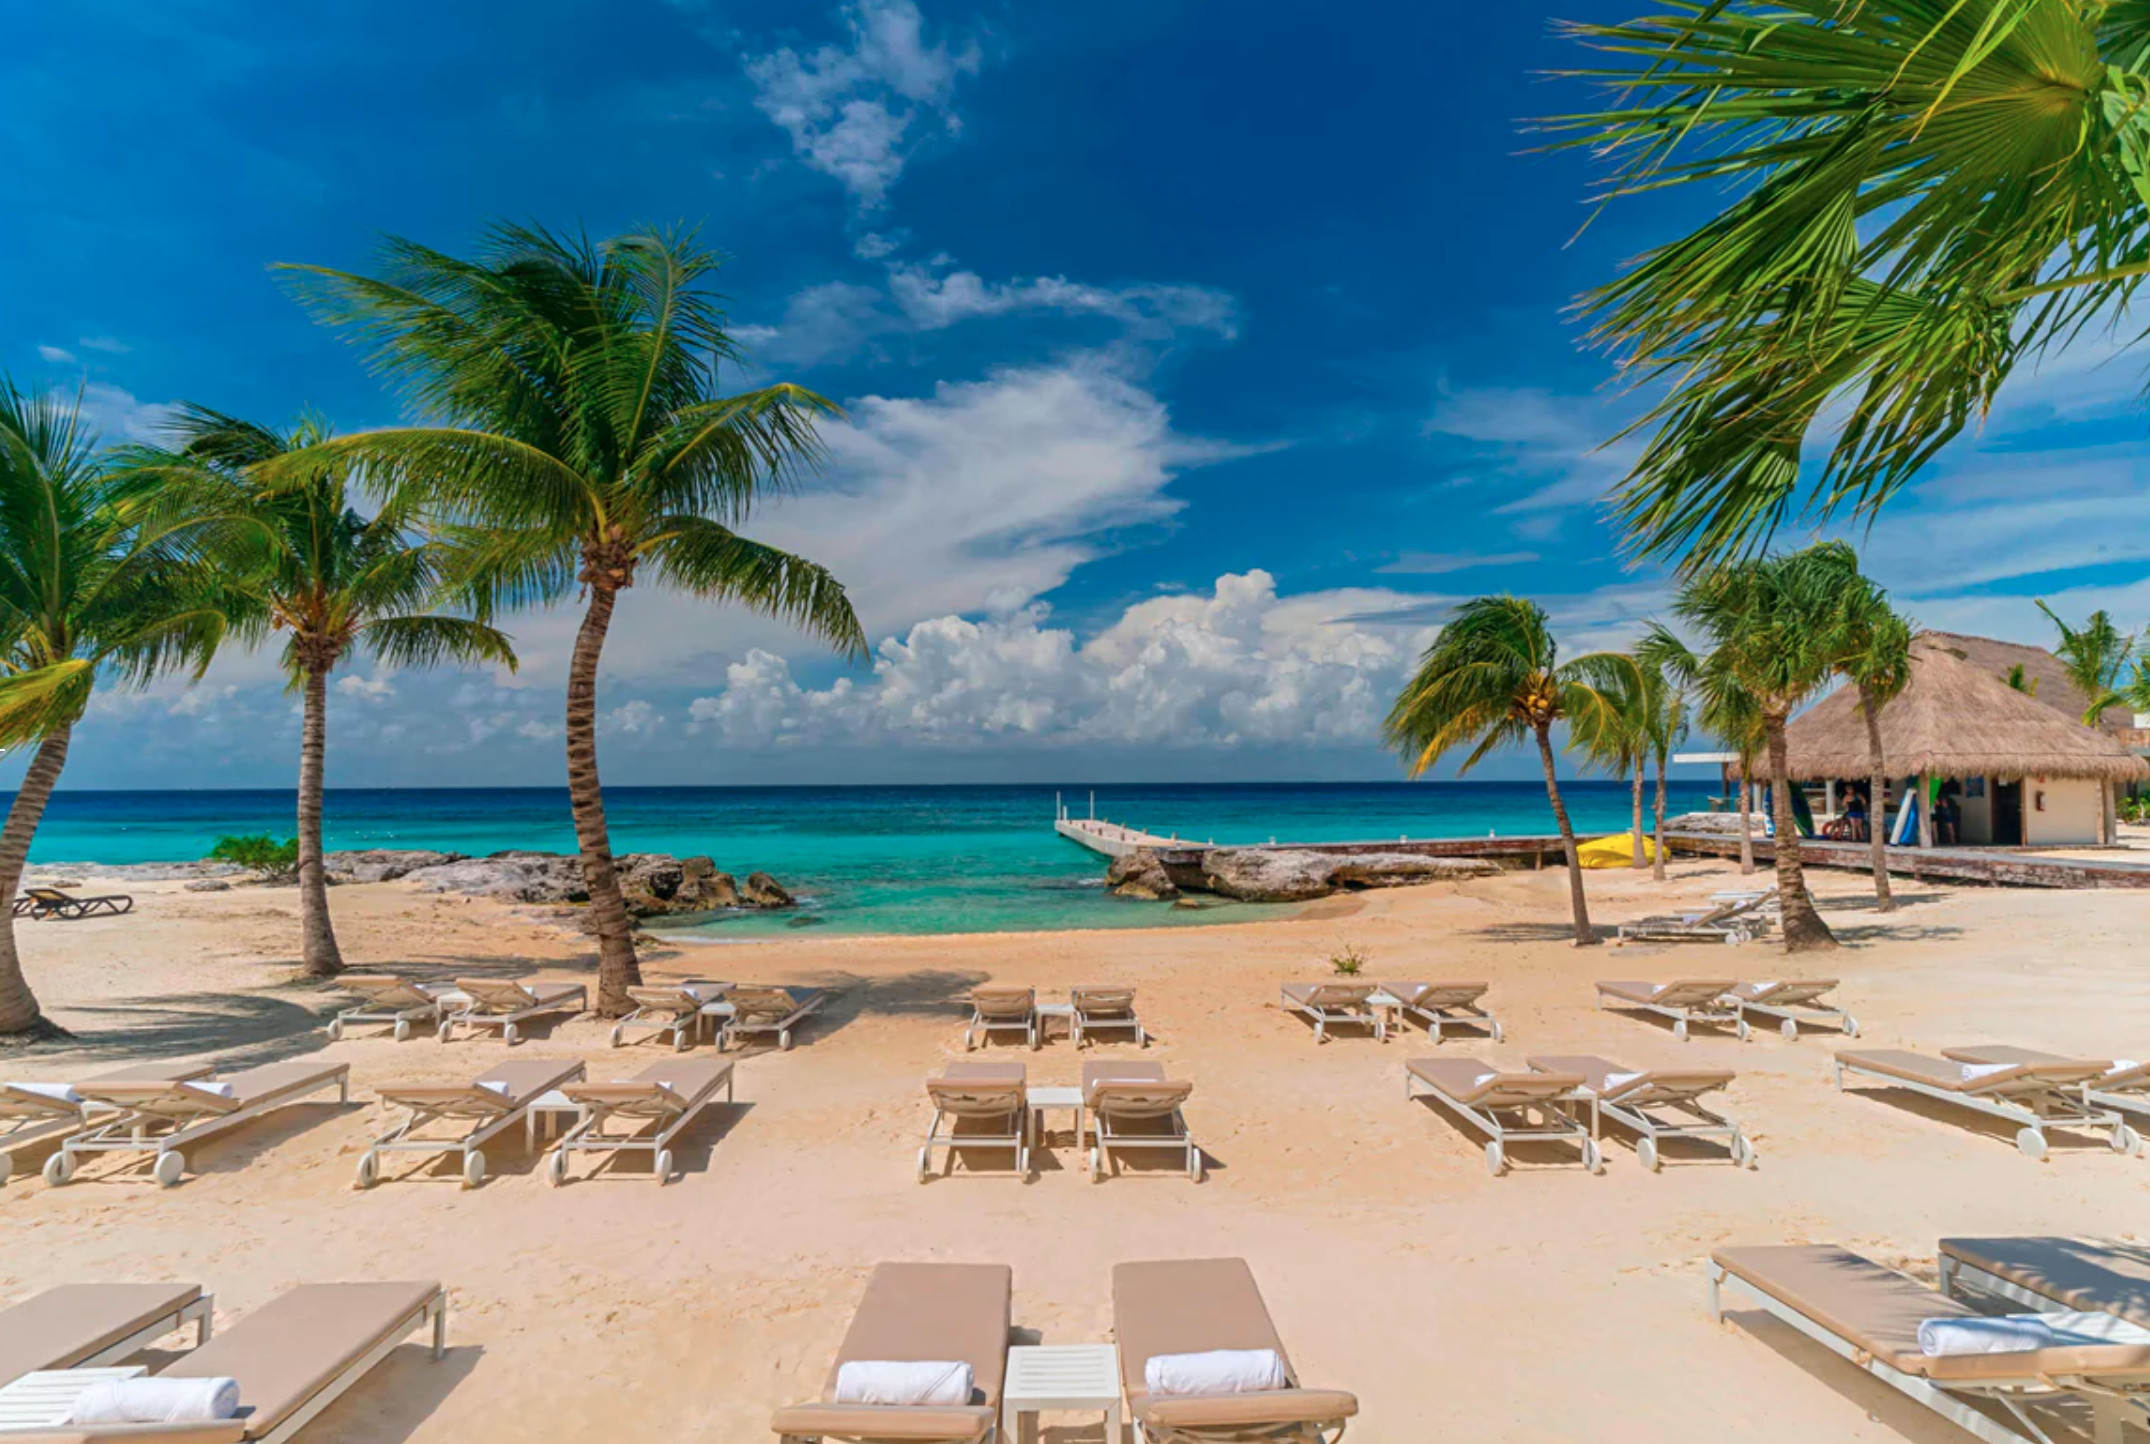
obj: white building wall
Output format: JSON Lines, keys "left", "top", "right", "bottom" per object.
{"left": 1957, "top": 782, "right": 1994, "bottom": 845}
{"left": 2024, "top": 778, "right": 2102, "bottom": 846}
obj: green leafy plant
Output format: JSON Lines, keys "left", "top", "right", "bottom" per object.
{"left": 1328, "top": 942, "right": 1368, "bottom": 977}
{"left": 209, "top": 834, "right": 300, "bottom": 880}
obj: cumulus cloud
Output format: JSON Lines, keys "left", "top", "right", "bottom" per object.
{"left": 66, "top": 381, "right": 178, "bottom": 444}
{"left": 685, "top": 570, "right": 1438, "bottom": 750}
{"left": 37, "top": 344, "right": 74, "bottom": 364}
{"left": 604, "top": 700, "right": 665, "bottom": 735}
{"left": 336, "top": 673, "right": 395, "bottom": 702}
{"left": 78, "top": 335, "right": 129, "bottom": 354}
{"left": 744, "top": 0, "right": 980, "bottom": 210}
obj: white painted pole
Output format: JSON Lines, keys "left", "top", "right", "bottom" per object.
{"left": 1918, "top": 773, "right": 1935, "bottom": 849}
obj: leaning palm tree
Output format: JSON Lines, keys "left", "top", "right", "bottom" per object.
{"left": 1641, "top": 625, "right": 1753, "bottom": 877}
{"left": 1640, "top": 653, "right": 1690, "bottom": 883}
{"left": 2036, "top": 601, "right": 2136, "bottom": 844}
{"left": 1384, "top": 596, "right": 1634, "bottom": 946}
{"left": 1829, "top": 587, "right": 1915, "bottom": 911}
{"left": 0, "top": 383, "right": 234, "bottom": 1037}
{"left": 269, "top": 224, "right": 865, "bottom": 1014}
{"left": 1569, "top": 660, "right": 1653, "bottom": 869}
{"left": 1551, "top": 3, "right": 2150, "bottom": 567}
{"left": 125, "top": 406, "right": 519, "bottom": 978}
{"left": 1673, "top": 544, "right": 1859, "bottom": 951}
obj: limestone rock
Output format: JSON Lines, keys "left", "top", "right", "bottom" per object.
{"left": 182, "top": 879, "right": 232, "bottom": 892}
{"left": 397, "top": 850, "right": 794, "bottom": 916}
{"left": 1105, "top": 849, "right": 1180, "bottom": 901}
{"left": 1197, "top": 848, "right": 1499, "bottom": 902}
{"left": 742, "top": 871, "right": 794, "bottom": 908}
{"left": 1327, "top": 853, "right": 1500, "bottom": 888}
{"left": 325, "top": 849, "right": 465, "bottom": 883}
{"left": 401, "top": 852, "right": 590, "bottom": 905}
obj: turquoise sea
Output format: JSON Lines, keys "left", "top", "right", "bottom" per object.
{"left": 27, "top": 782, "right": 1713, "bottom": 938}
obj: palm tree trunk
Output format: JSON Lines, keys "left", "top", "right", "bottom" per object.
{"left": 0, "top": 727, "right": 74, "bottom": 1037}
{"left": 297, "top": 663, "right": 343, "bottom": 977}
{"left": 567, "top": 583, "right": 639, "bottom": 1015}
{"left": 1737, "top": 775, "right": 1755, "bottom": 875}
{"left": 1859, "top": 683, "right": 1894, "bottom": 912}
{"left": 1765, "top": 711, "right": 1836, "bottom": 951}
{"left": 1630, "top": 760, "right": 1646, "bottom": 868}
{"left": 1535, "top": 722, "right": 1597, "bottom": 946}
{"left": 1650, "top": 754, "right": 1668, "bottom": 882}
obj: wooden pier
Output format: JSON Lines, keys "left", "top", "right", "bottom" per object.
{"left": 1665, "top": 831, "right": 2150, "bottom": 889}
{"left": 1053, "top": 799, "right": 1576, "bottom": 868}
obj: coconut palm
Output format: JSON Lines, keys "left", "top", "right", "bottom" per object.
{"left": 1829, "top": 585, "right": 1915, "bottom": 911}
{"left": 1640, "top": 626, "right": 1756, "bottom": 877}
{"left": 1384, "top": 596, "right": 1636, "bottom": 945}
{"left": 268, "top": 224, "right": 865, "bottom": 1014}
{"left": 1569, "top": 659, "right": 1653, "bottom": 870}
{"left": 125, "top": 406, "right": 519, "bottom": 978}
{"left": 1672, "top": 543, "right": 1860, "bottom": 951}
{"left": 2036, "top": 601, "right": 2136, "bottom": 844}
{"left": 1551, "top": 3, "right": 2150, "bottom": 566}
{"left": 0, "top": 383, "right": 234, "bottom": 1037}
{"left": 1640, "top": 653, "right": 1690, "bottom": 883}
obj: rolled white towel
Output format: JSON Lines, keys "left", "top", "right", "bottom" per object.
{"left": 1470, "top": 1072, "right": 1499, "bottom": 1089}
{"left": 1146, "top": 1347, "right": 1289, "bottom": 1397}
{"left": 5, "top": 1081, "right": 81, "bottom": 1104}
{"left": 1959, "top": 1063, "right": 2018, "bottom": 1085}
{"left": 183, "top": 1081, "right": 236, "bottom": 1100}
{"left": 68, "top": 1376, "right": 241, "bottom": 1424}
{"left": 475, "top": 1080, "right": 513, "bottom": 1097}
{"left": 832, "top": 1360, "right": 974, "bottom": 1407}
{"left": 2105, "top": 1059, "right": 2142, "bottom": 1079}
{"left": 1601, "top": 1071, "right": 1646, "bottom": 1094}
{"left": 1918, "top": 1314, "right": 2055, "bottom": 1357}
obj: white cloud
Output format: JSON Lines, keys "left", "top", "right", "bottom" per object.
{"left": 65, "top": 382, "right": 178, "bottom": 444}
{"left": 1377, "top": 549, "right": 1541, "bottom": 575}
{"left": 603, "top": 699, "right": 665, "bottom": 735}
{"left": 744, "top": 0, "right": 980, "bottom": 210}
{"left": 1423, "top": 384, "right": 1644, "bottom": 517}
{"left": 37, "top": 344, "right": 74, "bottom": 364}
{"left": 336, "top": 673, "right": 396, "bottom": 702}
{"left": 515, "top": 718, "right": 562, "bottom": 741}
{"left": 77, "top": 335, "right": 129, "bottom": 355}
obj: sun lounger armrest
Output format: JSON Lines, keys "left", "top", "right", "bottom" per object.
{"left": 3, "top": 1425, "right": 250, "bottom": 1443}
{"left": 1136, "top": 1388, "right": 1360, "bottom": 1431}
{"left": 769, "top": 1402, "right": 996, "bottom": 1441}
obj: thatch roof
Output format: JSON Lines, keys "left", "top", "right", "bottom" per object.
{"left": 1778, "top": 634, "right": 2150, "bottom": 784}
{"left": 1922, "top": 629, "right": 2132, "bottom": 732}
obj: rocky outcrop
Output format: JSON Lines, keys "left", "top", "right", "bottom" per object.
{"left": 1105, "top": 849, "right": 1181, "bottom": 901}
{"left": 35, "top": 862, "right": 244, "bottom": 883}
{"left": 401, "top": 851, "right": 590, "bottom": 905}
{"left": 1663, "top": 812, "right": 1763, "bottom": 837}
{"left": 742, "top": 871, "right": 794, "bottom": 908}
{"left": 401, "top": 850, "right": 794, "bottom": 918}
{"left": 1196, "top": 848, "right": 1499, "bottom": 902}
{"left": 182, "top": 879, "right": 232, "bottom": 892}
{"left": 326, "top": 849, "right": 465, "bottom": 883}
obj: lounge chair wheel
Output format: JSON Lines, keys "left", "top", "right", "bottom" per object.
{"left": 779, "top": 1029, "right": 793, "bottom": 1051}
{"left": 546, "top": 1150, "right": 567, "bottom": 1187}
{"left": 2015, "top": 1127, "right": 2049, "bottom": 1162}
{"left": 917, "top": 1147, "right": 933, "bottom": 1183}
{"left": 153, "top": 1151, "right": 186, "bottom": 1188}
{"left": 1842, "top": 1015, "right": 1860, "bottom": 1038}
{"left": 463, "top": 1150, "right": 487, "bottom": 1187}
{"left": 2113, "top": 1124, "right": 2141, "bottom": 1156}
{"left": 1673, "top": 1020, "right": 1689, "bottom": 1042}
{"left": 1582, "top": 1137, "right": 1603, "bottom": 1174}
{"left": 1734, "top": 1019, "right": 1751, "bottom": 1042}
{"left": 1484, "top": 1140, "right": 1507, "bottom": 1177}
{"left": 654, "top": 1148, "right": 674, "bottom": 1183}
{"left": 1139, "top": 1029, "right": 1149, "bottom": 1048}
{"left": 355, "top": 1151, "right": 379, "bottom": 1189}
{"left": 502, "top": 1024, "right": 519, "bottom": 1046}
{"left": 1491, "top": 1021, "right": 1506, "bottom": 1043}
{"left": 1780, "top": 1018, "right": 1798, "bottom": 1040}
{"left": 44, "top": 1151, "right": 74, "bottom": 1186}
{"left": 437, "top": 1021, "right": 452, "bottom": 1043}
{"left": 0, "top": 1153, "right": 10, "bottom": 1186}
{"left": 1636, "top": 1137, "right": 1659, "bottom": 1173}
{"left": 610, "top": 1025, "right": 624, "bottom": 1048}
{"left": 963, "top": 1029, "right": 975, "bottom": 1052}
{"left": 327, "top": 1018, "right": 344, "bottom": 1041}
{"left": 1189, "top": 1152, "right": 1204, "bottom": 1183}
{"left": 673, "top": 1030, "right": 692, "bottom": 1053}
{"left": 1088, "top": 1146, "right": 1102, "bottom": 1181}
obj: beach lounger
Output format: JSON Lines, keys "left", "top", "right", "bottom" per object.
{"left": 51, "top": 1061, "right": 351, "bottom": 1188}
{"left": 1, "top": 1062, "right": 220, "bottom": 1186}
{"left": 326, "top": 975, "right": 461, "bottom": 1042}
{"left": 546, "top": 1056, "right": 734, "bottom": 1186}
{"left": 12, "top": 887, "right": 133, "bottom": 921}
{"left": 609, "top": 981, "right": 731, "bottom": 1051}
{"left": 0, "top": 1284, "right": 214, "bottom": 1387}
{"left": 1721, "top": 979, "right": 1857, "bottom": 1038}
{"left": 1834, "top": 1048, "right": 2138, "bottom": 1159}
{"left": 1112, "top": 1258, "right": 1357, "bottom": 1444}
{"left": 1594, "top": 978, "right": 1747, "bottom": 1041}
{"left": 1403, "top": 1056, "right": 1599, "bottom": 1176}
{"left": 718, "top": 985, "right": 826, "bottom": 1052}
{"left": 771, "top": 1262, "right": 1009, "bottom": 1444}
{"left": 920, "top": 1062, "right": 1029, "bottom": 1182}
{"left": 1279, "top": 983, "right": 1383, "bottom": 1043}
{"left": 1944, "top": 1046, "right": 2150, "bottom": 1147}
{"left": 1083, "top": 1061, "right": 1199, "bottom": 1183}
{"left": 1709, "top": 1244, "right": 2150, "bottom": 1444}
{"left": 358, "top": 1057, "right": 584, "bottom": 1189}
{"left": 439, "top": 978, "right": 586, "bottom": 1045}
{"left": 1528, "top": 1054, "right": 1754, "bottom": 1171}
{"left": 1379, "top": 981, "right": 1501, "bottom": 1043}
{"left": 1071, "top": 986, "right": 1147, "bottom": 1048}
{"left": 964, "top": 985, "right": 1038, "bottom": 1051}
{"left": 1939, "top": 1237, "right": 2150, "bottom": 1327}
{"left": 1616, "top": 890, "right": 1776, "bottom": 946}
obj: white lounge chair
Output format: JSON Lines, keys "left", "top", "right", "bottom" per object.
{"left": 964, "top": 985, "right": 1038, "bottom": 1051}
{"left": 1721, "top": 979, "right": 1856, "bottom": 1038}
{"left": 609, "top": 981, "right": 731, "bottom": 1051}
{"left": 1594, "top": 979, "right": 1747, "bottom": 1041}
{"left": 440, "top": 978, "right": 587, "bottom": 1045}
{"left": 1379, "top": 981, "right": 1501, "bottom": 1042}
{"left": 717, "top": 984, "right": 826, "bottom": 1052}
{"left": 52, "top": 1061, "right": 351, "bottom": 1188}
{"left": 1404, "top": 1056, "right": 1600, "bottom": 1176}
{"left": 1944, "top": 1046, "right": 2150, "bottom": 1147}
{"left": 1529, "top": 1054, "right": 1755, "bottom": 1171}
{"left": 326, "top": 975, "right": 461, "bottom": 1042}
{"left": 1617, "top": 889, "right": 1778, "bottom": 946}
{"left": 1834, "top": 1048, "right": 2138, "bottom": 1160}
{"left": 1280, "top": 982, "right": 1384, "bottom": 1043}
{"left": 358, "top": 1057, "right": 584, "bottom": 1189}
{"left": 1071, "top": 985, "right": 1146, "bottom": 1047}
{"left": 1, "top": 1062, "right": 218, "bottom": 1186}
{"left": 1082, "top": 1060, "right": 1199, "bottom": 1182}
{"left": 0, "top": 1283, "right": 214, "bottom": 1387}
{"left": 919, "top": 1062, "right": 1029, "bottom": 1182}
{"left": 547, "top": 1056, "right": 734, "bottom": 1185}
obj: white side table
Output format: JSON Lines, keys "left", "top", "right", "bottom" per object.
{"left": 0, "top": 1367, "right": 147, "bottom": 1429}
{"left": 1002, "top": 1343, "right": 1119, "bottom": 1444}
{"left": 1026, "top": 1084, "right": 1084, "bottom": 1150}
{"left": 524, "top": 1089, "right": 586, "bottom": 1147}
{"left": 697, "top": 999, "right": 737, "bottom": 1047}
{"left": 1365, "top": 989, "right": 1404, "bottom": 1037}
{"left": 1034, "top": 1002, "right": 1077, "bottom": 1044}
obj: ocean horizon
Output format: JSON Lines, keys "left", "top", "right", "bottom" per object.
{"left": 23, "top": 780, "right": 1718, "bottom": 938}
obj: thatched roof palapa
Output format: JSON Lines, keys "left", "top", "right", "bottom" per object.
{"left": 1919, "top": 629, "right": 2133, "bottom": 732}
{"left": 1777, "top": 635, "right": 2150, "bottom": 784}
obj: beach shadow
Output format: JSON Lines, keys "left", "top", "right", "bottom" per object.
{"left": 34, "top": 992, "right": 345, "bottom": 1069}
{"left": 550, "top": 1100, "right": 755, "bottom": 1186}
{"left": 1827, "top": 921, "right": 1968, "bottom": 946}
{"left": 1407, "top": 1099, "right": 1597, "bottom": 1174}
{"left": 1838, "top": 1085, "right": 2120, "bottom": 1155}
{"left": 1468, "top": 921, "right": 1617, "bottom": 945}
{"left": 1595, "top": 1005, "right": 1746, "bottom": 1042}
{"left": 310, "top": 1340, "right": 484, "bottom": 1443}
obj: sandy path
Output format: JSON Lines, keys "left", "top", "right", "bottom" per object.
{"left": 4, "top": 857, "right": 2148, "bottom": 1442}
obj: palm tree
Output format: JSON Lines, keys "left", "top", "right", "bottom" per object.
{"left": 1641, "top": 652, "right": 1690, "bottom": 883}
{"left": 2036, "top": 601, "right": 2136, "bottom": 844}
{"left": 1551, "top": 4, "right": 2150, "bottom": 567}
{"left": 1829, "top": 585, "right": 1915, "bottom": 911}
{"left": 1672, "top": 543, "right": 1859, "bottom": 952}
{"left": 1569, "top": 661, "right": 1652, "bottom": 870}
{"left": 268, "top": 224, "right": 865, "bottom": 1014}
{"left": 1384, "top": 596, "right": 1634, "bottom": 946}
{"left": 1641, "top": 626, "right": 1755, "bottom": 876}
{"left": 126, "top": 406, "right": 519, "bottom": 978}
{"left": 0, "top": 384, "right": 234, "bottom": 1037}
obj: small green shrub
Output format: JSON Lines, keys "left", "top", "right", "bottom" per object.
{"left": 1328, "top": 941, "right": 1367, "bottom": 976}
{"left": 208, "top": 833, "right": 300, "bottom": 879}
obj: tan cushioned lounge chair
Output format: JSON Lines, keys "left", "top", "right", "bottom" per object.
{"left": 720, "top": 986, "right": 826, "bottom": 1052}
{"left": 551, "top": 1056, "right": 735, "bottom": 1185}
{"left": 1112, "top": 1258, "right": 1355, "bottom": 1442}
{"left": 361, "top": 1057, "right": 584, "bottom": 1190}
{"left": 965, "top": 986, "right": 1038, "bottom": 1051}
{"left": 771, "top": 1262, "right": 1009, "bottom": 1443}
{"left": 1594, "top": 980, "right": 1745, "bottom": 1041}
{"left": 611, "top": 983, "right": 731, "bottom": 1051}
{"left": 1404, "top": 1058, "right": 1598, "bottom": 1176}
{"left": 1722, "top": 979, "right": 1855, "bottom": 1038}
{"left": 1081, "top": 1061, "right": 1199, "bottom": 1183}
{"left": 1279, "top": 983, "right": 1381, "bottom": 1044}
{"left": 1377, "top": 981, "right": 1501, "bottom": 1043}
{"left": 0, "top": 1284, "right": 211, "bottom": 1387}
{"left": 58, "top": 1062, "right": 350, "bottom": 1189}
{"left": 1070, "top": 986, "right": 1145, "bottom": 1048}
{"left": 443, "top": 979, "right": 587, "bottom": 1045}
{"left": 1834, "top": 1048, "right": 2135, "bottom": 1160}
{"left": 1528, "top": 1054, "right": 1752, "bottom": 1170}
{"left": 1940, "top": 1237, "right": 2150, "bottom": 1328}
{"left": 921, "top": 1063, "right": 1029, "bottom": 1181}
{"left": 327, "top": 976, "right": 455, "bottom": 1043}
{"left": 1944, "top": 1046, "right": 2150, "bottom": 1136}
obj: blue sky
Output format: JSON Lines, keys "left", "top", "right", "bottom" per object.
{"left": 7, "top": 0, "right": 2149, "bottom": 789}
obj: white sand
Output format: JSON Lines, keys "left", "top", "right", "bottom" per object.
{"left": 4, "top": 857, "right": 2148, "bottom": 1442}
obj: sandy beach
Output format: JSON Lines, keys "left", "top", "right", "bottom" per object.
{"left": 4, "top": 858, "right": 2148, "bottom": 1442}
